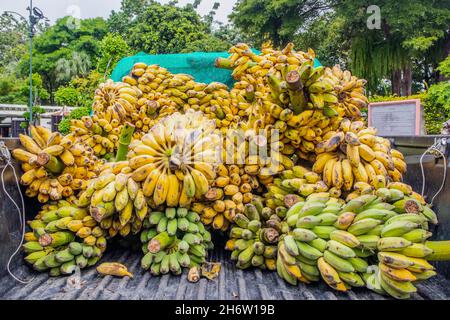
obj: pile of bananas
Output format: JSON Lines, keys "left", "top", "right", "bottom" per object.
{"left": 191, "top": 164, "right": 261, "bottom": 231}
{"left": 312, "top": 123, "right": 408, "bottom": 196}
{"left": 69, "top": 116, "right": 121, "bottom": 159}
{"left": 23, "top": 200, "right": 106, "bottom": 276}
{"left": 124, "top": 63, "right": 235, "bottom": 136}
{"left": 12, "top": 126, "right": 101, "bottom": 202}
{"left": 127, "top": 110, "right": 220, "bottom": 208}
{"left": 93, "top": 79, "right": 141, "bottom": 126}
{"left": 140, "top": 207, "right": 213, "bottom": 276}
{"left": 272, "top": 186, "right": 441, "bottom": 298}
{"left": 216, "top": 43, "right": 347, "bottom": 159}
{"left": 225, "top": 201, "right": 282, "bottom": 270}
{"left": 324, "top": 65, "right": 368, "bottom": 120}
{"left": 77, "top": 166, "right": 149, "bottom": 238}
{"left": 263, "top": 165, "right": 329, "bottom": 209}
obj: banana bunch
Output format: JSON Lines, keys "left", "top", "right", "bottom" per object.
{"left": 69, "top": 116, "right": 121, "bottom": 159}
{"left": 324, "top": 65, "right": 368, "bottom": 120}
{"left": 363, "top": 213, "right": 438, "bottom": 299}
{"left": 93, "top": 79, "right": 142, "bottom": 125}
{"left": 127, "top": 110, "right": 220, "bottom": 208}
{"left": 23, "top": 201, "right": 106, "bottom": 276}
{"left": 77, "top": 166, "right": 150, "bottom": 238}
{"left": 140, "top": 207, "right": 213, "bottom": 276}
{"left": 225, "top": 202, "right": 282, "bottom": 270}
{"left": 190, "top": 164, "right": 262, "bottom": 231}
{"left": 13, "top": 126, "right": 101, "bottom": 203}
{"left": 216, "top": 42, "right": 345, "bottom": 160}
{"left": 263, "top": 165, "right": 331, "bottom": 210}
{"left": 123, "top": 63, "right": 235, "bottom": 137}
{"left": 313, "top": 122, "right": 408, "bottom": 196}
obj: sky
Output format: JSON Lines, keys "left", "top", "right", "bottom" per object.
{"left": 1, "top": 0, "right": 238, "bottom": 24}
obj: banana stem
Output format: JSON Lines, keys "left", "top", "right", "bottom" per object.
{"left": 36, "top": 153, "right": 65, "bottom": 175}
{"left": 115, "top": 122, "right": 135, "bottom": 162}
{"left": 425, "top": 241, "right": 450, "bottom": 261}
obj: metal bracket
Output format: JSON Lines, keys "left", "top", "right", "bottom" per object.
{"left": 433, "top": 137, "right": 448, "bottom": 159}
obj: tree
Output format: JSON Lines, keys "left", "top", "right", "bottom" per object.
{"left": 336, "top": 0, "right": 450, "bottom": 95}
{"left": 293, "top": 12, "right": 349, "bottom": 68}
{"left": 0, "top": 13, "right": 28, "bottom": 74}
{"left": 98, "top": 33, "right": 131, "bottom": 76}
{"left": 181, "top": 34, "right": 230, "bottom": 53}
{"left": 229, "top": 0, "right": 339, "bottom": 48}
{"left": 17, "top": 16, "right": 107, "bottom": 102}
{"left": 127, "top": 3, "right": 211, "bottom": 54}
{"left": 108, "top": 0, "right": 230, "bottom": 54}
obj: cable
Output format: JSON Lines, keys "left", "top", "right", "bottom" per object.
{"left": 419, "top": 139, "right": 447, "bottom": 206}
{"left": 0, "top": 141, "right": 34, "bottom": 284}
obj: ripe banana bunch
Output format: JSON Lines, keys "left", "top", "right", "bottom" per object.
{"left": 127, "top": 110, "right": 220, "bottom": 208}
{"left": 225, "top": 202, "right": 281, "bottom": 270}
{"left": 70, "top": 116, "right": 121, "bottom": 159}
{"left": 93, "top": 79, "right": 142, "bottom": 125}
{"left": 324, "top": 65, "right": 368, "bottom": 120}
{"left": 13, "top": 126, "right": 101, "bottom": 203}
{"left": 190, "top": 164, "right": 262, "bottom": 231}
{"left": 216, "top": 43, "right": 345, "bottom": 159}
{"left": 123, "top": 63, "right": 235, "bottom": 136}
{"left": 140, "top": 207, "right": 213, "bottom": 277}
{"left": 263, "top": 165, "right": 330, "bottom": 210}
{"left": 313, "top": 121, "right": 407, "bottom": 196}
{"left": 77, "top": 168, "right": 149, "bottom": 238}
{"left": 23, "top": 201, "right": 106, "bottom": 276}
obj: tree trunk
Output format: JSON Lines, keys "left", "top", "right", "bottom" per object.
{"left": 392, "top": 69, "right": 402, "bottom": 96}
{"left": 402, "top": 65, "right": 412, "bottom": 96}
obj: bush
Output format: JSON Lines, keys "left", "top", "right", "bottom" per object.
{"left": 55, "top": 87, "right": 80, "bottom": 106}
{"left": 423, "top": 82, "right": 450, "bottom": 134}
{"left": 58, "top": 106, "right": 91, "bottom": 135}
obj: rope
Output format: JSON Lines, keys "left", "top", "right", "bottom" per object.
{"left": 419, "top": 138, "right": 447, "bottom": 206}
{"left": 0, "top": 141, "right": 34, "bottom": 284}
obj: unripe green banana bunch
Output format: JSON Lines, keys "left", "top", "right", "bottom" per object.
{"left": 77, "top": 168, "right": 150, "bottom": 238}
{"left": 276, "top": 193, "right": 368, "bottom": 287}
{"left": 226, "top": 202, "right": 281, "bottom": 271}
{"left": 139, "top": 208, "right": 213, "bottom": 277}
{"left": 23, "top": 202, "right": 107, "bottom": 276}
{"left": 361, "top": 206, "right": 438, "bottom": 299}
{"left": 264, "top": 166, "right": 332, "bottom": 211}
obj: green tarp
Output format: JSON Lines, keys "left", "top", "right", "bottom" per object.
{"left": 110, "top": 51, "right": 322, "bottom": 87}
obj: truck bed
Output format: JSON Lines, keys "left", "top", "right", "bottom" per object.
{"left": 2, "top": 241, "right": 450, "bottom": 300}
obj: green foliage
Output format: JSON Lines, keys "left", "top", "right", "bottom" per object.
{"left": 58, "top": 106, "right": 91, "bottom": 135}
{"left": 98, "top": 33, "right": 131, "bottom": 76}
{"left": 17, "top": 17, "right": 107, "bottom": 102}
{"left": 423, "top": 82, "right": 450, "bottom": 134}
{"left": 293, "top": 13, "right": 348, "bottom": 68}
{"left": 181, "top": 34, "right": 230, "bottom": 53}
{"left": 230, "top": 0, "right": 338, "bottom": 47}
{"left": 369, "top": 94, "right": 425, "bottom": 103}
{"left": 0, "top": 73, "right": 49, "bottom": 104}
{"left": 58, "top": 118, "right": 71, "bottom": 135}
{"left": 127, "top": 3, "right": 211, "bottom": 54}
{"left": 337, "top": 0, "right": 450, "bottom": 93}
{"left": 21, "top": 106, "right": 46, "bottom": 129}
{"left": 437, "top": 55, "right": 450, "bottom": 77}
{"left": 55, "top": 87, "right": 80, "bottom": 106}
